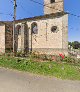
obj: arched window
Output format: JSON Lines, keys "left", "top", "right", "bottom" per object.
{"left": 31, "top": 22, "right": 38, "bottom": 34}
{"left": 16, "top": 25, "right": 21, "bottom": 35}
{"left": 50, "top": 0, "right": 55, "bottom": 3}
{"left": 51, "top": 26, "right": 58, "bottom": 33}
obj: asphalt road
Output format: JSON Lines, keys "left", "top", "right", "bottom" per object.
{"left": 0, "top": 67, "right": 80, "bottom": 92}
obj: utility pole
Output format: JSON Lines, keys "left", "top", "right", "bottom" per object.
{"left": 13, "top": 0, "right": 17, "bottom": 54}
{"left": 31, "top": 27, "right": 32, "bottom": 53}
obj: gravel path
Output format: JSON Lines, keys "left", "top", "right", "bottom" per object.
{"left": 0, "top": 67, "right": 80, "bottom": 92}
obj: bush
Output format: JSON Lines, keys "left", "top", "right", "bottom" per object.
{"left": 63, "top": 56, "right": 78, "bottom": 64}
{"left": 16, "top": 51, "right": 26, "bottom": 57}
{"left": 30, "top": 52, "right": 60, "bottom": 62}
{"left": 30, "top": 52, "right": 52, "bottom": 61}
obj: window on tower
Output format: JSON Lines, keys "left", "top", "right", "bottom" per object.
{"left": 50, "top": 0, "right": 55, "bottom": 3}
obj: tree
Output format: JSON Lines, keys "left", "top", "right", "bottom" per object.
{"left": 68, "top": 42, "right": 72, "bottom": 46}
{"left": 72, "top": 41, "right": 80, "bottom": 49}
{"left": 68, "top": 41, "right": 80, "bottom": 49}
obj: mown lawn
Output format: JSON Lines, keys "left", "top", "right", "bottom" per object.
{"left": 0, "top": 55, "right": 80, "bottom": 80}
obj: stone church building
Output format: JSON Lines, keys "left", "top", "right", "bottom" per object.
{"left": 0, "top": 0, "right": 68, "bottom": 55}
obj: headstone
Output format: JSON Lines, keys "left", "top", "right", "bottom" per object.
{"left": 77, "top": 54, "right": 80, "bottom": 59}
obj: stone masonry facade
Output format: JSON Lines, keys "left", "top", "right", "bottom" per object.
{"left": 0, "top": 22, "right": 13, "bottom": 53}
{"left": 44, "top": 0, "right": 64, "bottom": 14}
{"left": 16, "top": 12, "right": 68, "bottom": 55}
{"left": 0, "top": 23, "right": 5, "bottom": 53}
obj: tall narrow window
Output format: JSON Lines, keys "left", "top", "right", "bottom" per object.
{"left": 16, "top": 25, "right": 21, "bottom": 35}
{"left": 50, "top": 0, "right": 55, "bottom": 3}
{"left": 31, "top": 22, "right": 38, "bottom": 34}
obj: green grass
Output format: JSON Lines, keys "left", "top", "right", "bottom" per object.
{"left": 0, "top": 55, "right": 80, "bottom": 80}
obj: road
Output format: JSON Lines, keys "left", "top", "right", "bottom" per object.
{"left": 0, "top": 67, "right": 80, "bottom": 92}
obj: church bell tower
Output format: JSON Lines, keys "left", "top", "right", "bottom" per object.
{"left": 44, "top": 0, "right": 64, "bottom": 14}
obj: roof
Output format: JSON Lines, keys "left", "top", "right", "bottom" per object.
{"left": 0, "top": 12, "right": 68, "bottom": 24}
{"left": 0, "top": 21, "right": 13, "bottom": 26}
{"left": 15, "top": 11, "right": 67, "bottom": 23}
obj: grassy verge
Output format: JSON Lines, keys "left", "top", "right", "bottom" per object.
{"left": 0, "top": 55, "right": 80, "bottom": 80}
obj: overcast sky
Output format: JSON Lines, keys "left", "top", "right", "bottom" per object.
{"left": 0, "top": 0, "right": 80, "bottom": 42}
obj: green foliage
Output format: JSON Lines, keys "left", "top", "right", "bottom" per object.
{"left": 16, "top": 51, "right": 26, "bottom": 57}
{"left": 30, "top": 52, "right": 61, "bottom": 61}
{"left": 30, "top": 52, "right": 53, "bottom": 61}
{"left": 0, "top": 55, "right": 80, "bottom": 80}
{"left": 69, "top": 41, "right": 80, "bottom": 49}
{"left": 63, "top": 56, "right": 79, "bottom": 64}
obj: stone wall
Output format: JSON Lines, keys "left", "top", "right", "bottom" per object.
{"left": 16, "top": 23, "right": 29, "bottom": 53}
{"left": 62, "top": 14, "right": 68, "bottom": 55}
{"left": 28, "top": 17, "right": 63, "bottom": 49}
{"left": 0, "top": 24, "right": 5, "bottom": 53}
{"left": 16, "top": 14, "right": 68, "bottom": 55}
{"left": 16, "top": 13, "right": 68, "bottom": 55}
{"left": 0, "top": 23, "right": 13, "bottom": 53}
{"left": 28, "top": 15, "right": 68, "bottom": 55}
{"left": 5, "top": 24, "right": 13, "bottom": 51}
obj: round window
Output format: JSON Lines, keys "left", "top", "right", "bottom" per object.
{"left": 51, "top": 26, "right": 58, "bottom": 33}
